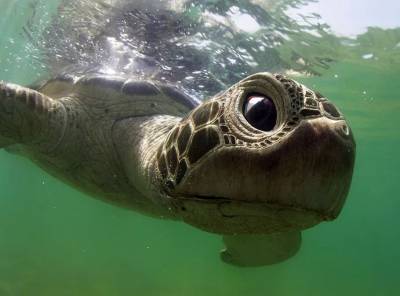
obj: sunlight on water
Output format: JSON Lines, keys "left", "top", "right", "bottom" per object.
{"left": 0, "top": 0, "right": 399, "bottom": 295}
{"left": 287, "top": 0, "right": 400, "bottom": 36}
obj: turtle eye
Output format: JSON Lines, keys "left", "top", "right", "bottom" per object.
{"left": 243, "top": 94, "right": 277, "bottom": 131}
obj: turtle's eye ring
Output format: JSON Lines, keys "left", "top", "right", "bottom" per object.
{"left": 243, "top": 94, "right": 277, "bottom": 132}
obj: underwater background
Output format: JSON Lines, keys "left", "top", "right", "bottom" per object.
{"left": 0, "top": 0, "right": 399, "bottom": 295}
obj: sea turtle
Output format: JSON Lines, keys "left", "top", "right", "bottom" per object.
{"left": 1, "top": 0, "right": 356, "bottom": 267}
{"left": 0, "top": 70, "right": 355, "bottom": 266}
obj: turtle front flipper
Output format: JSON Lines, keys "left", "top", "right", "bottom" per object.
{"left": 0, "top": 81, "right": 66, "bottom": 150}
{"left": 220, "top": 231, "right": 302, "bottom": 267}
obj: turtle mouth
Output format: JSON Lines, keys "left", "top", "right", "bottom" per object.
{"left": 169, "top": 193, "right": 332, "bottom": 220}
{"left": 167, "top": 193, "right": 327, "bottom": 235}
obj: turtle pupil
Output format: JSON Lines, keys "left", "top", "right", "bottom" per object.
{"left": 243, "top": 94, "right": 277, "bottom": 131}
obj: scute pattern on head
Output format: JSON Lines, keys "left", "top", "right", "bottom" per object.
{"left": 156, "top": 99, "right": 223, "bottom": 190}
{"left": 275, "top": 74, "right": 343, "bottom": 121}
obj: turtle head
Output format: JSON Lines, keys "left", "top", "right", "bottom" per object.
{"left": 156, "top": 72, "right": 355, "bottom": 235}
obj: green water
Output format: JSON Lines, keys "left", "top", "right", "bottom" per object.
{"left": 0, "top": 1, "right": 399, "bottom": 295}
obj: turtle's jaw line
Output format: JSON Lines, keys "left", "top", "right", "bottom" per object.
{"left": 170, "top": 193, "right": 333, "bottom": 218}
{"left": 165, "top": 193, "right": 328, "bottom": 235}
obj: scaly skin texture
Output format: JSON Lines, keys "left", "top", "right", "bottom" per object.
{"left": 0, "top": 72, "right": 355, "bottom": 266}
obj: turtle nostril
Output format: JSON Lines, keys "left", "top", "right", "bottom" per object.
{"left": 243, "top": 94, "right": 277, "bottom": 131}
{"left": 335, "top": 122, "right": 350, "bottom": 139}
{"left": 341, "top": 123, "right": 349, "bottom": 136}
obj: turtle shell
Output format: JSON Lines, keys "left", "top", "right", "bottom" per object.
{"left": 35, "top": 72, "right": 200, "bottom": 118}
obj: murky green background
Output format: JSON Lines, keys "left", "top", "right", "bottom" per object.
{"left": 0, "top": 1, "right": 399, "bottom": 295}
